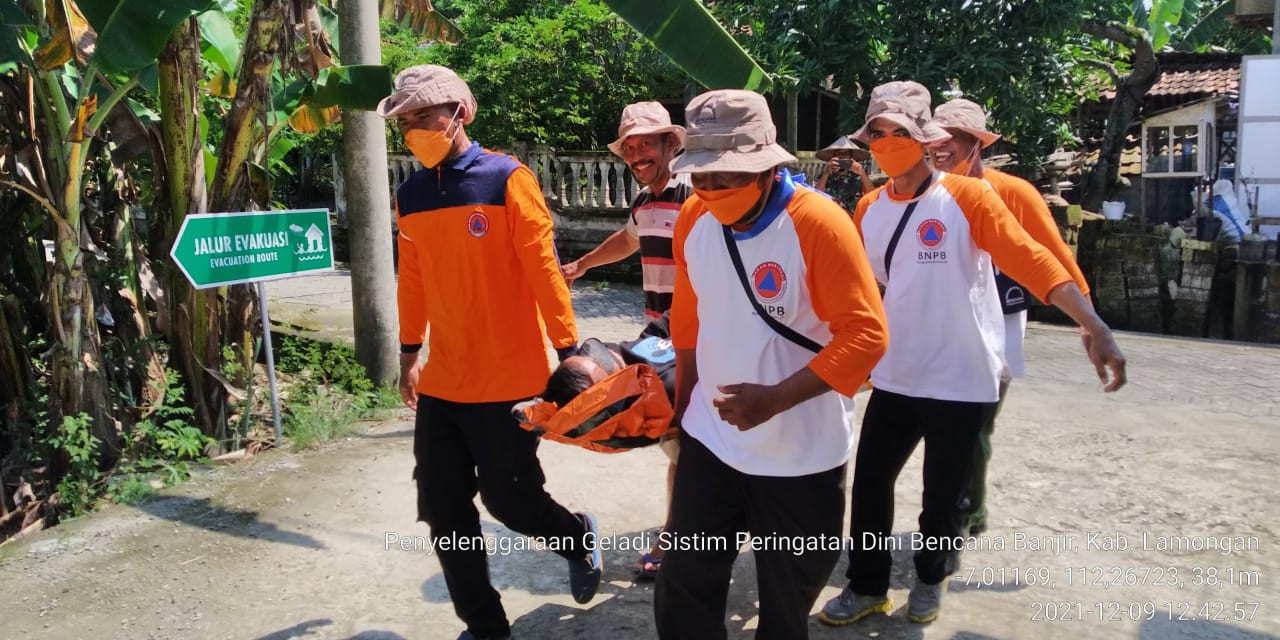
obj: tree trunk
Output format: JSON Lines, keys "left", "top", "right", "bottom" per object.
{"left": 43, "top": 80, "right": 114, "bottom": 464}
{"left": 338, "top": 0, "right": 398, "bottom": 386}
{"left": 210, "top": 0, "right": 288, "bottom": 212}
{"left": 47, "top": 230, "right": 115, "bottom": 464}
{"left": 157, "top": 18, "right": 225, "bottom": 438}
{"left": 1080, "top": 20, "right": 1161, "bottom": 213}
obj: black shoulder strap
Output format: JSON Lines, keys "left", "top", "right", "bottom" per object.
{"left": 721, "top": 226, "right": 822, "bottom": 353}
{"left": 883, "top": 174, "right": 934, "bottom": 281}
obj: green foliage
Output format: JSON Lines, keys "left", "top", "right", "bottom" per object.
{"left": 130, "top": 369, "right": 211, "bottom": 462}
{"left": 46, "top": 413, "right": 102, "bottom": 516}
{"left": 103, "top": 368, "right": 211, "bottom": 505}
{"left": 273, "top": 333, "right": 400, "bottom": 449}
{"left": 283, "top": 386, "right": 359, "bottom": 450}
{"left": 403, "top": 0, "right": 684, "bottom": 148}
{"left": 276, "top": 334, "right": 374, "bottom": 397}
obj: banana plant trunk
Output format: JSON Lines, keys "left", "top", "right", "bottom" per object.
{"left": 47, "top": 183, "right": 115, "bottom": 464}
{"left": 156, "top": 18, "right": 225, "bottom": 438}
{"left": 41, "top": 81, "right": 115, "bottom": 464}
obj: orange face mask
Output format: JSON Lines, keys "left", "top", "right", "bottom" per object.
{"left": 694, "top": 181, "right": 764, "bottom": 225}
{"left": 947, "top": 142, "right": 982, "bottom": 178}
{"left": 404, "top": 105, "right": 462, "bottom": 168}
{"left": 869, "top": 137, "right": 925, "bottom": 178}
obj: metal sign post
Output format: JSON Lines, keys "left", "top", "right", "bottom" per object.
{"left": 256, "top": 281, "right": 283, "bottom": 442}
{"left": 170, "top": 209, "right": 335, "bottom": 446}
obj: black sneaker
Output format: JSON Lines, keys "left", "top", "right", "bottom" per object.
{"left": 568, "top": 512, "right": 602, "bottom": 604}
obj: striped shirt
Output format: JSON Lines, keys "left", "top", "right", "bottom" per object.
{"left": 625, "top": 174, "right": 692, "bottom": 318}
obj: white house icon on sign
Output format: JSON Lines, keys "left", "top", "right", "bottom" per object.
{"left": 304, "top": 224, "right": 325, "bottom": 253}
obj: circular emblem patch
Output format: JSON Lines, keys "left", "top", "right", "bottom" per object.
{"left": 752, "top": 262, "right": 787, "bottom": 302}
{"left": 917, "top": 219, "right": 947, "bottom": 248}
{"left": 467, "top": 211, "right": 489, "bottom": 237}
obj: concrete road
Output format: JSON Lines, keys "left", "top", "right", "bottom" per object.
{"left": 0, "top": 274, "right": 1276, "bottom": 640}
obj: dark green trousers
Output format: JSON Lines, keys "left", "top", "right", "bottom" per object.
{"left": 968, "top": 378, "right": 1010, "bottom": 531}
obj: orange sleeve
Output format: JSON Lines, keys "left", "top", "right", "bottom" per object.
{"left": 669, "top": 197, "right": 703, "bottom": 350}
{"left": 505, "top": 166, "right": 577, "bottom": 348}
{"left": 989, "top": 170, "right": 1090, "bottom": 296}
{"left": 851, "top": 186, "right": 884, "bottom": 231}
{"left": 792, "top": 191, "right": 889, "bottom": 396}
{"left": 396, "top": 204, "right": 428, "bottom": 351}
{"left": 943, "top": 176, "right": 1071, "bottom": 302}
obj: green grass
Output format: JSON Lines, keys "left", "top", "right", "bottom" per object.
{"left": 283, "top": 385, "right": 402, "bottom": 451}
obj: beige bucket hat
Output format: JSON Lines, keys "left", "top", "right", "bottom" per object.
{"left": 931, "top": 98, "right": 1002, "bottom": 148}
{"left": 814, "top": 135, "right": 871, "bottom": 162}
{"left": 852, "top": 81, "right": 950, "bottom": 145}
{"left": 669, "top": 89, "right": 797, "bottom": 174}
{"left": 607, "top": 101, "right": 685, "bottom": 156}
{"left": 376, "top": 64, "right": 477, "bottom": 123}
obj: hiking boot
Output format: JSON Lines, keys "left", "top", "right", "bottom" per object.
{"left": 907, "top": 580, "right": 945, "bottom": 623}
{"left": 568, "top": 512, "right": 602, "bottom": 604}
{"left": 457, "top": 631, "right": 511, "bottom": 640}
{"left": 817, "top": 588, "right": 892, "bottom": 625}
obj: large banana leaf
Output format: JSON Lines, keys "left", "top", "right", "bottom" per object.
{"left": 1148, "top": 0, "right": 1186, "bottom": 50}
{"left": 80, "top": 0, "right": 218, "bottom": 74}
{"left": 197, "top": 8, "right": 239, "bottom": 76}
{"left": 601, "top": 0, "right": 772, "bottom": 92}
{"left": 32, "top": 0, "right": 94, "bottom": 70}
{"left": 308, "top": 64, "right": 392, "bottom": 110}
{"left": 0, "top": 1, "right": 34, "bottom": 73}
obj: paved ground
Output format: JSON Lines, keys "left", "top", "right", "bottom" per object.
{"left": 1, "top": 272, "right": 1277, "bottom": 640}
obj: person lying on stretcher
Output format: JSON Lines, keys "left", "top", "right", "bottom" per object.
{"left": 544, "top": 312, "right": 676, "bottom": 407}
{"left": 513, "top": 313, "right": 677, "bottom": 453}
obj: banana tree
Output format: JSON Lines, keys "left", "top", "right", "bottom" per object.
{"left": 152, "top": 0, "right": 391, "bottom": 442}
{"left": 0, "top": 0, "right": 223, "bottom": 462}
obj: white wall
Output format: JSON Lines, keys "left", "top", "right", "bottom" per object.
{"left": 1237, "top": 55, "right": 1280, "bottom": 238}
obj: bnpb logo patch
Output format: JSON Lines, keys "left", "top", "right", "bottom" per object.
{"left": 467, "top": 211, "right": 489, "bottom": 237}
{"left": 752, "top": 262, "right": 786, "bottom": 301}
{"left": 916, "top": 219, "right": 947, "bottom": 248}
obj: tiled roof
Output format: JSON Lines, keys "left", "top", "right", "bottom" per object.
{"left": 1102, "top": 52, "right": 1240, "bottom": 100}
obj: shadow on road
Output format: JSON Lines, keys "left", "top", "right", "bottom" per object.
{"left": 253, "top": 618, "right": 332, "bottom": 639}
{"left": 135, "top": 496, "right": 325, "bottom": 549}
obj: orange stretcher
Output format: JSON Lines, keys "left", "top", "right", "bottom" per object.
{"left": 513, "top": 363, "right": 675, "bottom": 453}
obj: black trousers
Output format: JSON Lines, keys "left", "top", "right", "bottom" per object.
{"left": 655, "top": 434, "right": 845, "bottom": 640}
{"left": 844, "top": 389, "right": 997, "bottom": 594}
{"left": 415, "top": 395, "right": 587, "bottom": 638}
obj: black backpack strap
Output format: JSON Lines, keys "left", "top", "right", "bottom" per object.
{"left": 721, "top": 226, "right": 823, "bottom": 353}
{"left": 883, "top": 174, "right": 934, "bottom": 281}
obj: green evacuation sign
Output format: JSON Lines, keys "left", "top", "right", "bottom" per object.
{"left": 170, "top": 209, "right": 334, "bottom": 289}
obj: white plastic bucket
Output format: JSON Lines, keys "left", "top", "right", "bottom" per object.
{"left": 1101, "top": 201, "right": 1126, "bottom": 220}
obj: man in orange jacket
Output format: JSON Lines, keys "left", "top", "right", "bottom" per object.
{"left": 377, "top": 65, "right": 599, "bottom": 640}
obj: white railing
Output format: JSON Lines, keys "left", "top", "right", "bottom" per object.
{"left": 385, "top": 148, "right": 639, "bottom": 210}
{"left": 338, "top": 148, "right": 835, "bottom": 222}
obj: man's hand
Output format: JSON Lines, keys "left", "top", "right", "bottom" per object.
{"left": 561, "top": 260, "right": 587, "bottom": 285}
{"left": 712, "top": 383, "right": 784, "bottom": 431}
{"left": 825, "top": 158, "right": 842, "bottom": 175}
{"left": 399, "top": 353, "right": 422, "bottom": 410}
{"left": 1080, "top": 326, "right": 1127, "bottom": 392}
{"left": 849, "top": 160, "right": 866, "bottom": 177}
